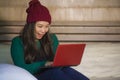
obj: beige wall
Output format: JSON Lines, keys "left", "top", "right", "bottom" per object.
{"left": 0, "top": 0, "right": 120, "bottom": 22}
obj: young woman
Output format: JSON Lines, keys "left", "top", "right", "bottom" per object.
{"left": 11, "top": 0, "right": 89, "bottom": 80}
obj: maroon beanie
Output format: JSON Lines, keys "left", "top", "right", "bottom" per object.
{"left": 26, "top": 0, "right": 51, "bottom": 24}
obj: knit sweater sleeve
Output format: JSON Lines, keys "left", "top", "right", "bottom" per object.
{"left": 11, "top": 36, "right": 46, "bottom": 74}
{"left": 51, "top": 34, "right": 59, "bottom": 54}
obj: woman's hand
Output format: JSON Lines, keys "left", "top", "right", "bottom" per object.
{"left": 45, "top": 61, "right": 53, "bottom": 67}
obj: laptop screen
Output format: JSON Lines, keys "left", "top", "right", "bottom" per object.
{"left": 53, "top": 44, "right": 86, "bottom": 67}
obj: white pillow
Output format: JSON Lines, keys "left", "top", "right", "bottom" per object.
{"left": 0, "top": 64, "right": 37, "bottom": 80}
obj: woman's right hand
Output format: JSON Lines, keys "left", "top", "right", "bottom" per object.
{"left": 45, "top": 61, "right": 53, "bottom": 67}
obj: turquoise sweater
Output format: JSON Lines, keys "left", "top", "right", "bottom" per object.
{"left": 11, "top": 34, "right": 59, "bottom": 74}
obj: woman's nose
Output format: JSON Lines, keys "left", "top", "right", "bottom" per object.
{"left": 41, "top": 28, "right": 46, "bottom": 33}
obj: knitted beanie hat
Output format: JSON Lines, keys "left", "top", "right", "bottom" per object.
{"left": 26, "top": 0, "right": 51, "bottom": 24}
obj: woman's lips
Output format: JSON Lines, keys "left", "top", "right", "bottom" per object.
{"left": 36, "top": 33, "right": 44, "bottom": 39}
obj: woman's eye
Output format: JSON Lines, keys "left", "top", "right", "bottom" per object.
{"left": 38, "top": 26, "right": 42, "bottom": 28}
{"left": 45, "top": 26, "right": 49, "bottom": 28}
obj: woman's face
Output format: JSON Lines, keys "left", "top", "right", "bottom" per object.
{"left": 34, "top": 21, "right": 49, "bottom": 39}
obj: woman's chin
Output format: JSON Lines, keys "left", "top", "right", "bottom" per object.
{"left": 36, "top": 36, "right": 43, "bottom": 39}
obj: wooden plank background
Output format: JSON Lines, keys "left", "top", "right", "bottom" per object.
{"left": 0, "top": 21, "right": 120, "bottom": 43}
{"left": 0, "top": 0, "right": 120, "bottom": 43}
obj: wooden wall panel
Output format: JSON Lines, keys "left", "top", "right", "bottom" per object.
{"left": 0, "top": 0, "right": 120, "bottom": 21}
{"left": 51, "top": 8, "right": 120, "bottom": 21}
{"left": 0, "top": 26, "right": 120, "bottom": 34}
{"left": 0, "top": 8, "right": 120, "bottom": 21}
{"left": 0, "top": 0, "right": 120, "bottom": 7}
{"left": 0, "top": 21, "right": 120, "bottom": 43}
{"left": 0, "top": 34, "right": 120, "bottom": 42}
{"left": 0, "top": 0, "right": 120, "bottom": 43}
{"left": 57, "top": 34, "right": 120, "bottom": 42}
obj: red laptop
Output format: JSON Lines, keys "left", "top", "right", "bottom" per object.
{"left": 52, "top": 44, "right": 86, "bottom": 67}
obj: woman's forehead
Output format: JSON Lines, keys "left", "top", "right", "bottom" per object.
{"left": 36, "top": 21, "right": 49, "bottom": 25}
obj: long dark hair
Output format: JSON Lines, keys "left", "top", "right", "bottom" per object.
{"left": 20, "top": 22, "right": 54, "bottom": 63}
